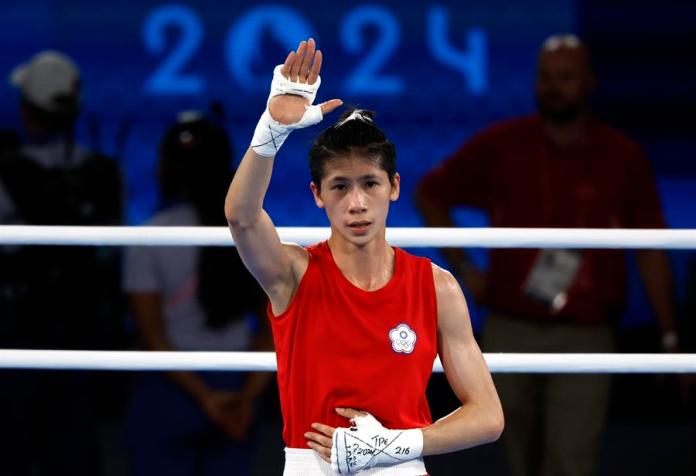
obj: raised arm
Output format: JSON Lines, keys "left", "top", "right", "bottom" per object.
{"left": 224, "top": 38, "right": 341, "bottom": 314}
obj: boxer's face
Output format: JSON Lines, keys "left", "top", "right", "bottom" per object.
{"left": 311, "top": 154, "right": 400, "bottom": 246}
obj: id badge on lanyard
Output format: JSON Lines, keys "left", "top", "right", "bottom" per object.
{"left": 523, "top": 249, "right": 581, "bottom": 313}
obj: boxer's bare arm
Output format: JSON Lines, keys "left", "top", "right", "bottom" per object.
{"left": 224, "top": 38, "right": 341, "bottom": 314}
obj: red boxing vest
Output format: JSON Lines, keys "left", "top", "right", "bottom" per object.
{"left": 269, "top": 241, "right": 438, "bottom": 448}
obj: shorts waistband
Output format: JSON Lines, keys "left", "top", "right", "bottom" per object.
{"left": 283, "top": 448, "right": 427, "bottom": 476}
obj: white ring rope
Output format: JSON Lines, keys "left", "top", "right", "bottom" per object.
{"left": 1, "top": 225, "right": 696, "bottom": 249}
{"left": 0, "top": 350, "right": 694, "bottom": 373}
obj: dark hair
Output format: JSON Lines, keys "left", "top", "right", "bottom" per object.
{"left": 159, "top": 117, "right": 231, "bottom": 209}
{"left": 159, "top": 117, "right": 265, "bottom": 329}
{"left": 308, "top": 109, "right": 396, "bottom": 192}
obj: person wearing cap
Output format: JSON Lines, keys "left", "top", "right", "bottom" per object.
{"left": 10, "top": 50, "right": 80, "bottom": 126}
{"left": 1, "top": 50, "right": 82, "bottom": 221}
{"left": 0, "top": 50, "right": 123, "bottom": 475}
{"left": 416, "top": 35, "right": 679, "bottom": 476}
{"left": 1, "top": 50, "right": 121, "bottom": 221}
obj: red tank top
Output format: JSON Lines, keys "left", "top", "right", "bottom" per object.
{"left": 269, "top": 241, "right": 438, "bottom": 448}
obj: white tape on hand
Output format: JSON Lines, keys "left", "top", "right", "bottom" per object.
{"left": 267, "top": 64, "right": 321, "bottom": 106}
{"left": 250, "top": 65, "right": 324, "bottom": 158}
{"left": 331, "top": 413, "right": 423, "bottom": 474}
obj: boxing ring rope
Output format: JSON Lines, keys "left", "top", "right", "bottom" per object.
{"left": 1, "top": 225, "right": 695, "bottom": 373}
{"left": 0, "top": 350, "right": 695, "bottom": 373}
{"left": 2, "top": 225, "right": 696, "bottom": 249}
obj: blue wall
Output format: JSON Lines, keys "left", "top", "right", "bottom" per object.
{"left": 0, "top": 0, "right": 577, "bottom": 224}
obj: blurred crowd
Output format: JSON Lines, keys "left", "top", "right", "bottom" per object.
{"left": 0, "top": 37, "right": 694, "bottom": 476}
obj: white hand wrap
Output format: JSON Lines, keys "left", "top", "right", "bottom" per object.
{"left": 251, "top": 65, "right": 324, "bottom": 157}
{"left": 331, "top": 413, "right": 424, "bottom": 474}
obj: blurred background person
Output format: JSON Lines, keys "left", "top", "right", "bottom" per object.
{"left": 0, "top": 50, "right": 123, "bottom": 476}
{"left": 123, "top": 113, "right": 272, "bottom": 476}
{"left": 416, "top": 34, "right": 679, "bottom": 476}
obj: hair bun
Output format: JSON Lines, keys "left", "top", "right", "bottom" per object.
{"left": 336, "top": 109, "right": 375, "bottom": 127}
